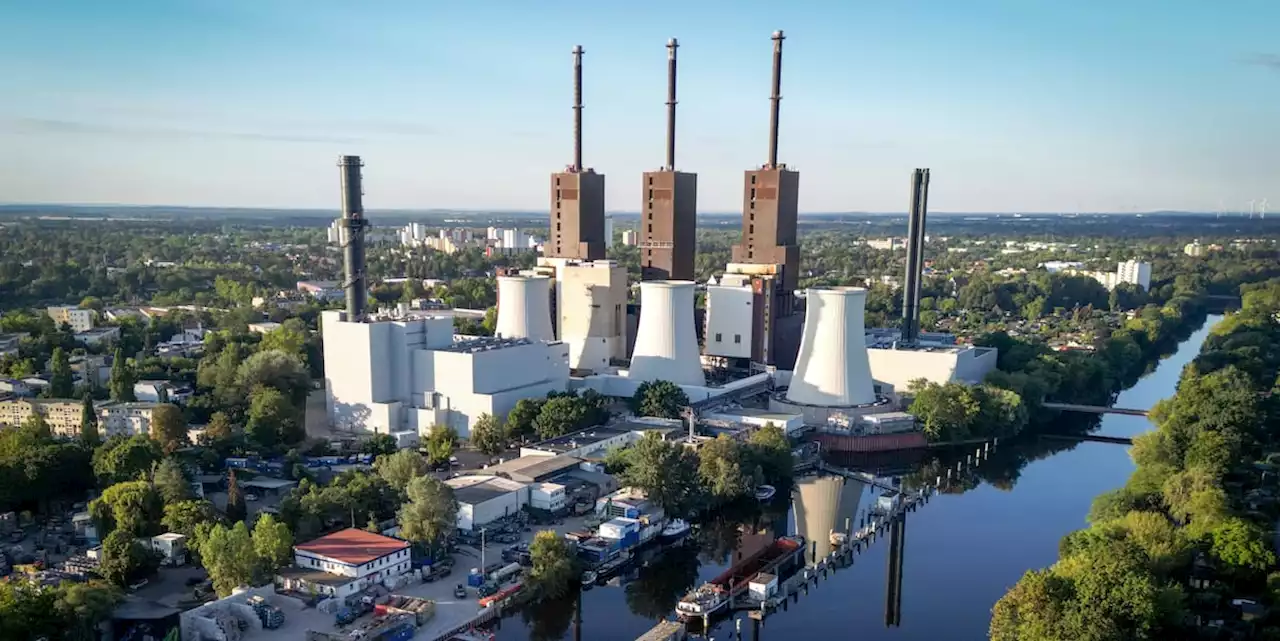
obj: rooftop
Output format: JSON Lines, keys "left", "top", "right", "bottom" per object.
{"left": 708, "top": 408, "right": 799, "bottom": 422}
{"left": 528, "top": 421, "right": 669, "bottom": 454}
{"left": 293, "top": 528, "right": 409, "bottom": 566}
{"left": 438, "top": 335, "right": 535, "bottom": 353}
{"left": 446, "top": 475, "right": 527, "bottom": 504}
{"left": 483, "top": 454, "right": 583, "bottom": 481}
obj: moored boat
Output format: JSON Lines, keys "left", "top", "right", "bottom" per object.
{"left": 755, "top": 485, "right": 777, "bottom": 501}
{"left": 658, "top": 518, "right": 691, "bottom": 543}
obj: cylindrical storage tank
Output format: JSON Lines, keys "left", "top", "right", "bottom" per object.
{"left": 786, "top": 286, "right": 876, "bottom": 406}
{"left": 495, "top": 275, "right": 554, "bottom": 341}
{"left": 629, "top": 280, "right": 705, "bottom": 386}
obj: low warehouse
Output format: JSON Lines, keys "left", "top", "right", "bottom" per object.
{"left": 446, "top": 475, "right": 529, "bottom": 531}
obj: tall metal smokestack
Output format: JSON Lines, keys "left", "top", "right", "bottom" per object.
{"left": 338, "top": 155, "right": 368, "bottom": 322}
{"left": 665, "top": 38, "right": 679, "bottom": 170}
{"left": 767, "top": 30, "right": 785, "bottom": 169}
{"left": 901, "top": 168, "right": 930, "bottom": 344}
{"left": 572, "top": 45, "right": 584, "bottom": 172}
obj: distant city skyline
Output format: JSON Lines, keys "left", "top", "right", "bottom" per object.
{"left": 1, "top": 1, "right": 1276, "bottom": 212}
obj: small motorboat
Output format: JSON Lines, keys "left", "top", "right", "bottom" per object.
{"left": 580, "top": 570, "right": 597, "bottom": 586}
{"left": 658, "top": 518, "right": 691, "bottom": 543}
{"left": 754, "top": 485, "right": 777, "bottom": 501}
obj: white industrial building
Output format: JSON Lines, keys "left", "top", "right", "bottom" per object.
{"left": 703, "top": 276, "right": 754, "bottom": 360}
{"left": 446, "top": 475, "right": 529, "bottom": 531}
{"left": 865, "top": 343, "right": 998, "bottom": 392}
{"left": 280, "top": 528, "right": 412, "bottom": 598}
{"left": 532, "top": 258, "right": 629, "bottom": 373}
{"left": 629, "top": 280, "right": 705, "bottom": 387}
{"left": 322, "top": 309, "right": 570, "bottom": 438}
{"left": 704, "top": 408, "right": 804, "bottom": 435}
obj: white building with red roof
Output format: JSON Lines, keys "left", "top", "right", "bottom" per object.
{"left": 277, "top": 528, "right": 412, "bottom": 599}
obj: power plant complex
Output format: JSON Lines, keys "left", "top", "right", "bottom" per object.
{"left": 321, "top": 33, "right": 996, "bottom": 451}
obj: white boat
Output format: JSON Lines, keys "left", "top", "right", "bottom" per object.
{"left": 755, "top": 485, "right": 777, "bottom": 501}
{"left": 580, "top": 570, "right": 597, "bottom": 586}
{"left": 658, "top": 518, "right": 691, "bottom": 543}
{"left": 677, "top": 584, "right": 728, "bottom": 617}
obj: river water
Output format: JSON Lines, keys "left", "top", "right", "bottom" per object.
{"left": 493, "top": 316, "right": 1220, "bottom": 641}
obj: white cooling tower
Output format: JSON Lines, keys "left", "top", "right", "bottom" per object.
{"left": 495, "top": 275, "right": 554, "bottom": 341}
{"left": 629, "top": 280, "right": 705, "bottom": 386}
{"left": 786, "top": 286, "right": 876, "bottom": 406}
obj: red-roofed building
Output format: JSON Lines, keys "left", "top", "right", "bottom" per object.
{"left": 278, "top": 528, "right": 412, "bottom": 598}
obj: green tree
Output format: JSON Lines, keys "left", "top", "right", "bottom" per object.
{"left": 99, "top": 530, "right": 156, "bottom": 588}
{"left": 374, "top": 449, "right": 429, "bottom": 493}
{"left": 907, "top": 380, "right": 981, "bottom": 442}
{"left": 236, "top": 349, "right": 310, "bottom": 406}
{"left": 251, "top": 513, "right": 294, "bottom": 579}
{"left": 258, "top": 319, "right": 309, "bottom": 361}
{"left": 535, "top": 396, "right": 587, "bottom": 439}
{"left": 225, "top": 469, "right": 247, "bottom": 523}
{"left": 153, "top": 457, "right": 191, "bottom": 504}
{"left": 360, "top": 434, "right": 398, "bottom": 457}
{"left": 527, "top": 529, "right": 576, "bottom": 598}
{"left": 618, "top": 432, "right": 701, "bottom": 516}
{"left": 1209, "top": 518, "right": 1277, "bottom": 575}
{"left": 149, "top": 403, "right": 187, "bottom": 453}
{"left": 203, "top": 411, "right": 235, "bottom": 442}
{"left": 108, "top": 348, "right": 136, "bottom": 402}
{"left": 397, "top": 476, "right": 458, "bottom": 556}
{"left": 89, "top": 480, "right": 164, "bottom": 537}
{"left": 56, "top": 581, "right": 123, "bottom": 641}
{"left": 747, "top": 423, "right": 793, "bottom": 486}
{"left": 49, "top": 347, "right": 74, "bottom": 398}
{"left": 199, "top": 521, "right": 258, "bottom": 596}
{"left": 424, "top": 425, "right": 458, "bottom": 467}
{"left": 92, "top": 435, "right": 162, "bottom": 485}
{"left": 245, "top": 385, "right": 301, "bottom": 450}
{"left": 506, "top": 398, "right": 544, "bottom": 442}
{"left": 79, "top": 392, "right": 100, "bottom": 446}
{"left": 697, "top": 435, "right": 752, "bottom": 503}
{"left": 161, "top": 499, "right": 220, "bottom": 538}
{"left": 21, "top": 412, "right": 51, "bottom": 441}
{"left": 631, "top": 380, "right": 689, "bottom": 419}
{"left": 469, "top": 413, "right": 507, "bottom": 456}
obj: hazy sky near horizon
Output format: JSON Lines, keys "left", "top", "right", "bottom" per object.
{"left": 1, "top": 1, "right": 1277, "bottom": 213}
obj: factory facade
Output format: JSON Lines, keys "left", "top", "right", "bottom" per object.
{"left": 281, "top": 528, "right": 411, "bottom": 599}
{"left": 322, "top": 310, "right": 569, "bottom": 438}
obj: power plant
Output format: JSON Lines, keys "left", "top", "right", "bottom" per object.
{"left": 495, "top": 275, "right": 554, "bottom": 342}
{"left": 640, "top": 38, "right": 698, "bottom": 282}
{"left": 318, "top": 34, "right": 1000, "bottom": 458}
{"left": 786, "top": 287, "right": 876, "bottom": 407}
{"left": 629, "top": 280, "right": 705, "bottom": 387}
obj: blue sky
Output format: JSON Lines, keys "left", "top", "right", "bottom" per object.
{"left": 1, "top": 0, "right": 1276, "bottom": 213}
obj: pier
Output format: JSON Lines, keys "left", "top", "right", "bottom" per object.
{"left": 1040, "top": 433, "right": 1134, "bottom": 445}
{"left": 1042, "top": 401, "right": 1149, "bottom": 416}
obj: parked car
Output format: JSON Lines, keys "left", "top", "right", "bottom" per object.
{"left": 454, "top": 584, "right": 468, "bottom": 599}
{"left": 245, "top": 494, "right": 259, "bottom": 502}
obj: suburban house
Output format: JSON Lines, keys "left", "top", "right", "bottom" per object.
{"left": 277, "top": 528, "right": 411, "bottom": 599}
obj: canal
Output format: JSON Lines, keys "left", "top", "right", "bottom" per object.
{"left": 492, "top": 315, "right": 1222, "bottom": 641}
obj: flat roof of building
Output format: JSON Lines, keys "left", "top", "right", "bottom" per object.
{"left": 484, "top": 455, "right": 583, "bottom": 481}
{"left": 293, "top": 528, "right": 409, "bottom": 566}
{"left": 447, "top": 475, "right": 526, "bottom": 505}
{"left": 241, "top": 478, "right": 298, "bottom": 490}
{"left": 708, "top": 408, "right": 799, "bottom": 422}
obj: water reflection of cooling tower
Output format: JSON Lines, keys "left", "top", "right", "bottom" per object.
{"left": 793, "top": 475, "right": 866, "bottom": 563}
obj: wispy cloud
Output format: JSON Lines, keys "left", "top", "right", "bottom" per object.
{"left": 4, "top": 117, "right": 364, "bottom": 144}
{"left": 1241, "top": 53, "right": 1280, "bottom": 72}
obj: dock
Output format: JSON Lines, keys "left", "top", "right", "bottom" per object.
{"left": 1042, "top": 401, "right": 1148, "bottom": 416}
{"left": 635, "top": 620, "right": 687, "bottom": 641}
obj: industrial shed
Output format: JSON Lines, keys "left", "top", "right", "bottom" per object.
{"left": 446, "top": 475, "right": 529, "bottom": 530}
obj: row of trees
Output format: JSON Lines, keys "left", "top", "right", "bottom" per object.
{"left": 990, "top": 279, "right": 1280, "bottom": 640}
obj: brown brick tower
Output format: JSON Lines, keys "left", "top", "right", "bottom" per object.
{"left": 548, "top": 45, "right": 606, "bottom": 261}
{"left": 640, "top": 38, "right": 697, "bottom": 281}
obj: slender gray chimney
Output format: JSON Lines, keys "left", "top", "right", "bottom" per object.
{"left": 665, "top": 38, "right": 679, "bottom": 171}
{"left": 901, "top": 168, "right": 930, "bottom": 343}
{"left": 338, "top": 155, "right": 368, "bottom": 322}
{"left": 572, "top": 45, "right": 584, "bottom": 172}
{"left": 767, "top": 30, "right": 785, "bottom": 169}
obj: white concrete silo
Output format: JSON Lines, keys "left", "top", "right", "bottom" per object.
{"left": 786, "top": 286, "right": 876, "bottom": 406}
{"left": 495, "top": 275, "right": 554, "bottom": 341}
{"left": 629, "top": 280, "right": 705, "bottom": 386}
